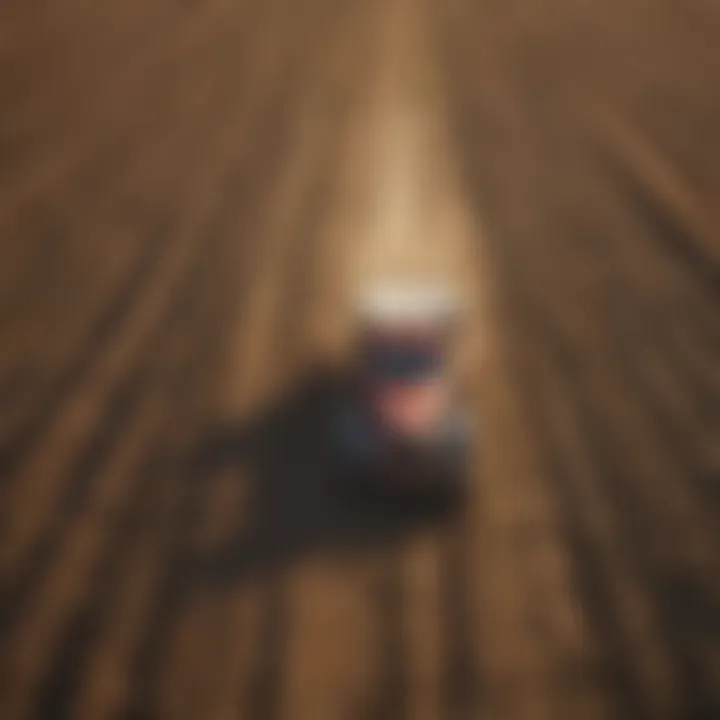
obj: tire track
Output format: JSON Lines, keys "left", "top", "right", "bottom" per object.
{"left": 96, "top": 4, "right": 352, "bottom": 717}
{"left": 486, "top": 167, "right": 720, "bottom": 586}
{"left": 198, "top": 4, "right": 393, "bottom": 718}
{"left": 25, "top": 167, "right": 265, "bottom": 720}
{"left": 429, "top": 3, "right": 685, "bottom": 718}
{"left": 439, "top": 519, "right": 480, "bottom": 720}
{"left": 521, "top": 302, "right": 720, "bottom": 719}
{"left": 0, "top": 0, "right": 206, "bottom": 121}
{"left": 0, "top": 0, "right": 272, "bottom": 648}
{"left": 402, "top": 534, "right": 445, "bottom": 720}
{"left": 513, "top": 269, "right": 720, "bottom": 583}
{"left": 208, "top": 9, "right": 382, "bottom": 713}
{"left": 0, "top": 0, "right": 262, "bottom": 475}
{"left": 0, "top": 0, "right": 261, "bottom": 386}
{"left": 581, "top": 96, "right": 720, "bottom": 295}
{"left": 370, "top": 550, "right": 410, "bottom": 720}
{"left": 431, "top": 6, "right": 592, "bottom": 720}
{"left": 494, "top": 195, "right": 719, "bottom": 717}
{"left": 0, "top": 0, "right": 256, "bottom": 227}
{"left": 0, "top": 239, "right": 166, "bottom": 479}
{"left": 439, "top": 0, "right": 720, "bottom": 629}
{"left": 499, "top": 288, "right": 681, "bottom": 720}
{"left": 245, "top": 573, "right": 290, "bottom": 720}
{"left": 471, "top": 87, "right": 720, "bottom": 711}
{"left": 0, "top": 0, "right": 298, "bottom": 596}
{"left": 0, "top": 132, "right": 270, "bottom": 720}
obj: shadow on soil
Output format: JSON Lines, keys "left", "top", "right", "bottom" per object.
{"left": 181, "top": 362, "right": 471, "bottom": 719}
{"left": 111, "top": 363, "right": 474, "bottom": 720}
{"left": 188, "top": 362, "right": 462, "bottom": 588}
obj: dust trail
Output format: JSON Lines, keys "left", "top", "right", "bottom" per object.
{"left": 357, "top": 2, "right": 472, "bottom": 282}
{"left": 329, "top": 0, "right": 485, "bottom": 389}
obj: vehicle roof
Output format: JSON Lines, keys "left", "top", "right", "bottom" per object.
{"left": 357, "top": 281, "right": 460, "bottom": 327}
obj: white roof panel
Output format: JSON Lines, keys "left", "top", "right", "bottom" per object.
{"left": 357, "top": 281, "right": 461, "bottom": 325}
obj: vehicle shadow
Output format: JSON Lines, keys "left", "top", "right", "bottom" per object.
{"left": 187, "top": 362, "right": 461, "bottom": 589}
{"left": 116, "top": 362, "right": 472, "bottom": 720}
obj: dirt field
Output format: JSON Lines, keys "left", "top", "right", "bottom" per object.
{"left": 1, "top": 0, "right": 719, "bottom": 718}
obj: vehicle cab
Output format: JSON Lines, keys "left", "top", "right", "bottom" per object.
{"left": 335, "top": 281, "right": 470, "bottom": 499}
